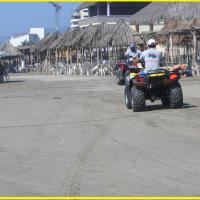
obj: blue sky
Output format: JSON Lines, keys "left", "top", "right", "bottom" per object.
{"left": 0, "top": 2, "right": 81, "bottom": 36}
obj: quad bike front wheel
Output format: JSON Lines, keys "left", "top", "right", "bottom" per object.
{"left": 124, "top": 85, "right": 132, "bottom": 109}
{"left": 131, "top": 86, "right": 145, "bottom": 112}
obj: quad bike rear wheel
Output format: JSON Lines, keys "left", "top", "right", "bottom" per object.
{"left": 124, "top": 85, "right": 132, "bottom": 109}
{"left": 131, "top": 87, "right": 145, "bottom": 112}
{"left": 161, "top": 91, "right": 170, "bottom": 108}
{"left": 169, "top": 81, "right": 183, "bottom": 108}
{"left": 116, "top": 69, "right": 124, "bottom": 85}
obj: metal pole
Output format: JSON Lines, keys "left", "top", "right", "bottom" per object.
{"left": 107, "top": 2, "right": 110, "bottom": 17}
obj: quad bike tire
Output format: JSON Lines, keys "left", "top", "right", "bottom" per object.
{"left": 169, "top": 81, "right": 183, "bottom": 108}
{"left": 131, "top": 87, "right": 145, "bottom": 112}
{"left": 161, "top": 90, "right": 170, "bottom": 108}
{"left": 116, "top": 69, "right": 124, "bottom": 85}
{"left": 124, "top": 85, "right": 132, "bottom": 109}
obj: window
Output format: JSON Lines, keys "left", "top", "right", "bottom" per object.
{"left": 73, "top": 16, "right": 80, "bottom": 19}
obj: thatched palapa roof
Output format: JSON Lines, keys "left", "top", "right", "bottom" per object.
{"left": 156, "top": 19, "right": 200, "bottom": 46}
{"left": 80, "top": 25, "right": 99, "bottom": 47}
{"left": 159, "top": 19, "right": 200, "bottom": 34}
{"left": 36, "top": 32, "right": 59, "bottom": 52}
{"left": 0, "top": 42, "right": 22, "bottom": 58}
{"left": 129, "top": 3, "right": 200, "bottom": 25}
{"left": 49, "top": 28, "right": 86, "bottom": 49}
{"left": 36, "top": 20, "right": 145, "bottom": 50}
{"left": 96, "top": 20, "right": 143, "bottom": 47}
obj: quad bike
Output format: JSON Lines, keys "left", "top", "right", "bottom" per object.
{"left": 115, "top": 60, "right": 128, "bottom": 85}
{"left": 124, "top": 68, "right": 183, "bottom": 112}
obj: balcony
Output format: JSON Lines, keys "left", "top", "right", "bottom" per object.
{"left": 78, "top": 15, "right": 130, "bottom": 27}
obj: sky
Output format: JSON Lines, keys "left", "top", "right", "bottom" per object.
{"left": 0, "top": 2, "right": 81, "bottom": 36}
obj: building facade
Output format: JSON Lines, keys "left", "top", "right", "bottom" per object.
{"left": 71, "top": 8, "right": 89, "bottom": 28}
{"left": 71, "top": 2, "right": 149, "bottom": 28}
{"left": 9, "top": 28, "right": 47, "bottom": 47}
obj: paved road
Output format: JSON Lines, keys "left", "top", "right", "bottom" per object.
{"left": 0, "top": 74, "right": 200, "bottom": 196}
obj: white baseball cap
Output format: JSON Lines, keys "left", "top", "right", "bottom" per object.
{"left": 147, "top": 39, "right": 156, "bottom": 46}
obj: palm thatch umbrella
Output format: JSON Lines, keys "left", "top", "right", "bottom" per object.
{"left": 81, "top": 25, "right": 99, "bottom": 47}
{"left": 129, "top": 2, "right": 200, "bottom": 25}
{"left": 129, "top": 2, "right": 173, "bottom": 25}
{"left": 112, "top": 20, "right": 143, "bottom": 46}
{"left": 156, "top": 19, "right": 200, "bottom": 46}
{"left": 0, "top": 42, "right": 22, "bottom": 58}
{"left": 92, "top": 23, "right": 115, "bottom": 47}
{"left": 60, "top": 27, "right": 85, "bottom": 48}
{"left": 36, "top": 32, "right": 59, "bottom": 52}
{"left": 96, "top": 20, "right": 143, "bottom": 47}
{"left": 49, "top": 31, "right": 68, "bottom": 49}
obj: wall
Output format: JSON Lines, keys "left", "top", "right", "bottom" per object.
{"left": 130, "top": 23, "right": 164, "bottom": 33}
{"left": 9, "top": 34, "right": 29, "bottom": 47}
{"left": 30, "top": 28, "right": 45, "bottom": 40}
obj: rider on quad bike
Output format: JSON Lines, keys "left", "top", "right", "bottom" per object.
{"left": 115, "top": 42, "right": 142, "bottom": 85}
{"left": 140, "top": 39, "right": 164, "bottom": 72}
{"left": 124, "top": 39, "right": 183, "bottom": 112}
{"left": 125, "top": 42, "right": 142, "bottom": 64}
{"left": 125, "top": 57, "right": 140, "bottom": 76}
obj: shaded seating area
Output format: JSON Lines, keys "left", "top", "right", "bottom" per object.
{"left": 35, "top": 20, "right": 144, "bottom": 75}
{"left": 0, "top": 42, "right": 22, "bottom": 81}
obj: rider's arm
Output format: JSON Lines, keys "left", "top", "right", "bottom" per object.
{"left": 139, "top": 53, "right": 145, "bottom": 68}
{"left": 137, "top": 50, "right": 142, "bottom": 58}
{"left": 124, "top": 47, "right": 130, "bottom": 57}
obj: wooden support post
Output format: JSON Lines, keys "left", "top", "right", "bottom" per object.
{"left": 89, "top": 46, "right": 92, "bottom": 75}
{"left": 97, "top": 48, "right": 101, "bottom": 76}
{"left": 166, "top": 41, "right": 170, "bottom": 66}
{"left": 70, "top": 48, "right": 72, "bottom": 65}
{"left": 48, "top": 50, "right": 51, "bottom": 75}
{"left": 192, "top": 30, "right": 199, "bottom": 76}
{"left": 46, "top": 51, "right": 48, "bottom": 74}
{"left": 108, "top": 46, "right": 111, "bottom": 75}
{"left": 66, "top": 49, "right": 68, "bottom": 75}
{"left": 81, "top": 47, "right": 83, "bottom": 74}
{"left": 55, "top": 48, "right": 58, "bottom": 74}
{"left": 170, "top": 34, "right": 174, "bottom": 67}
{"left": 76, "top": 46, "right": 79, "bottom": 66}
{"left": 37, "top": 52, "right": 39, "bottom": 75}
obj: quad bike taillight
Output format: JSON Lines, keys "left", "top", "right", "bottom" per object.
{"left": 170, "top": 73, "right": 179, "bottom": 80}
{"left": 135, "top": 76, "right": 145, "bottom": 82}
{"left": 120, "top": 64, "right": 128, "bottom": 72}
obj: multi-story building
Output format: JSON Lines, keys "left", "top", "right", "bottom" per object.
{"left": 71, "top": 8, "right": 89, "bottom": 28}
{"left": 71, "top": 2, "right": 149, "bottom": 28}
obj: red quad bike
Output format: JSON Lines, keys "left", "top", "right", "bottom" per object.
{"left": 124, "top": 68, "right": 183, "bottom": 112}
{"left": 115, "top": 60, "right": 128, "bottom": 85}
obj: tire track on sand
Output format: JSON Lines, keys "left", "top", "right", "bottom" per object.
{"left": 62, "top": 94, "right": 111, "bottom": 196}
{"left": 62, "top": 123, "right": 109, "bottom": 196}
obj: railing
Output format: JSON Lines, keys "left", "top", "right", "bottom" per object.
{"left": 78, "top": 15, "right": 130, "bottom": 27}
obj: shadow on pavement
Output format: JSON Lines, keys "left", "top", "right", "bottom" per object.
{"left": 145, "top": 103, "right": 197, "bottom": 111}
{"left": 182, "top": 103, "right": 198, "bottom": 109}
{"left": 2, "top": 80, "right": 25, "bottom": 83}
